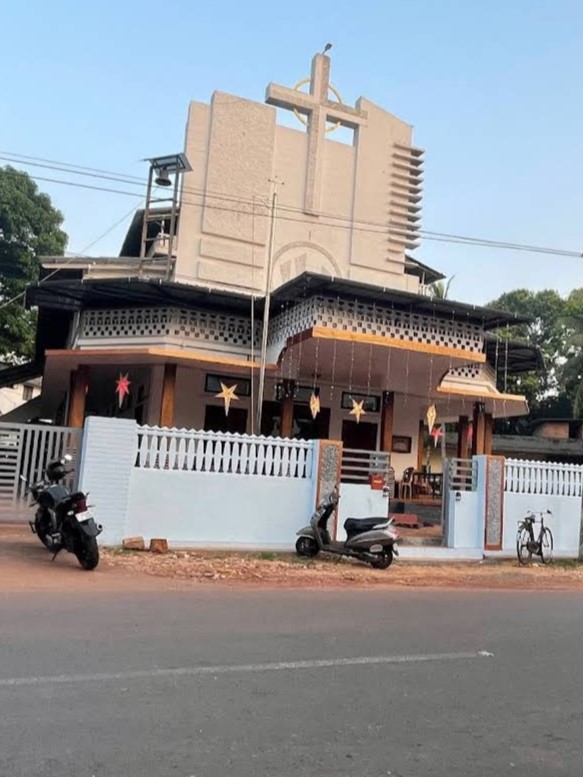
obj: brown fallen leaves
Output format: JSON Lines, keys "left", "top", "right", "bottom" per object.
{"left": 102, "top": 548, "right": 583, "bottom": 590}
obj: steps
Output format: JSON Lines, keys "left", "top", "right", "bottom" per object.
{"left": 391, "top": 500, "right": 442, "bottom": 526}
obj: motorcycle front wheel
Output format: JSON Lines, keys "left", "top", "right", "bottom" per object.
{"left": 371, "top": 547, "right": 394, "bottom": 570}
{"left": 75, "top": 536, "right": 100, "bottom": 571}
{"left": 295, "top": 536, "right": 319, "bottom": 557}
{"left": 35, "top": 510, "right": 54, "bottom": 550}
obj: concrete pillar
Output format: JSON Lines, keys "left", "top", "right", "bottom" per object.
{"left": 472, "top": 402, "right": 486, "bottom": 456}
{"left": 417, "top": 419, "right": 425, "bottom": 470}
{"left": 160, "top": 364, "right": 177, "bottom": 428}
{"left": 312, "top": 439, "right": 343, "bottom": 540}
{"left": 457, "top": 415, "right": 470, "bottom": 459}
{"left": 67, "top": 365, "right": 89, "bottom": 428}
{"left": 380, "top": 391, "right": 395, "bottom": 453}
{"left": 280, "top": 379, "right": 296, "bottom": 438}
{"left": 484, "top": 413, "right": 494, "bottom": 456}
{"left": 77, "top": 417, "right": 138, "bottom": 546}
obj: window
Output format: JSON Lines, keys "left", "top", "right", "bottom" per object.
{"left": 274, "top": 383, "right": 315, "bottom": 404}
{"left": 341, "top": 391, "right": 381, "bottom": 413}
{"left": 205, "top": 374, "right": 251, "bottom": 397}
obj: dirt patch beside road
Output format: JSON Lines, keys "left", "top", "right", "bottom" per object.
{"left": 3, "top": 524, "right": 583, "bottom": 591}
{"left": 103, "top": 547, "right": 583, "bottom": 590}
{"left": 0, "top": 525, "right": 172, "bottom": 593}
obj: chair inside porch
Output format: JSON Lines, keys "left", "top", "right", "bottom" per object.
{"left": 391, "top": 466, "right": 444, "bottom": 537}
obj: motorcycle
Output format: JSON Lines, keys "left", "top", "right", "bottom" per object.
{"left": 295, "top": 487, "right": 399, "bottom": 569}
{"left": 24, "top": 453, "right": 103, "bottom": 571}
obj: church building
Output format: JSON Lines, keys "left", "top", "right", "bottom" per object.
{"left": 16, "top": 52, "right": 539, "bottom": 502}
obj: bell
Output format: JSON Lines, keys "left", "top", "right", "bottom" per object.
{"left": 155, "top": 167, "right": 172, "bottom": 187}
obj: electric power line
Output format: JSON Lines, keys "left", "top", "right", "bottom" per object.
{"left": 1, "top": 151, "right": 581, "bottom": 259}
{"left": 4, "top": 165, "right": 581, "bottom": 262}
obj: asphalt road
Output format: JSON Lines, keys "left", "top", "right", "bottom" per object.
{"left": 1, "top": 586, "right": 583, "bottom": 777}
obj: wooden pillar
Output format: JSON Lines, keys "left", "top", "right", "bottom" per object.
{"left": 380, "top": 391, "right": 395, "bottom": 452}
{"left": 67, "top": 366, "right": 89, "bottom": 428}
{"left": 160, "top": 364, "right": 177, "bottom": 428}
{"left": 280, "top": 379, "right": 295, "bottom": 438}
{"left": 472, "top": 402, "right": 486, "bottom": 456}
{"left": 457, "top": 415, "right": 470, "bottom": 459}
{"left": 417, "top": 419, "right": 425, "bottom": 471}
{"left": 484, "top": 413, "right": 494, "bottom": 456}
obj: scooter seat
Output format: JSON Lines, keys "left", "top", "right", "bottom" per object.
{"left": 344, "top": 517, "right": 387, "bottom": 536}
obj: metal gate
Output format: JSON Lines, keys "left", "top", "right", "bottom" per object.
{"left": 0, "top": 423, "right": 83, "bottom": 515}
{"left": 442, "top": 457, "right": 478, "bottom": 541}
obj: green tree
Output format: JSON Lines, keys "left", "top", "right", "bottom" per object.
{"left": 487, "top": 289, "right": 567, "bottom": 414}
{"left": 0, "top": 166, "right": 67, "bottom": 361}
{"left": 429, "top": 276, "right": 454, "bottom": 300}
{"left": 558, "top": 289, "right": 583, "bottom": 416}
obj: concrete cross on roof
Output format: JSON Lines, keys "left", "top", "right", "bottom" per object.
{"left": 266, "top": 53, "right": 367, "bottom": 215}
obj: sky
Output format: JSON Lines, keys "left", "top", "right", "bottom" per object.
{"left": 1, "top": 0, "right": 582, "bottom": 305}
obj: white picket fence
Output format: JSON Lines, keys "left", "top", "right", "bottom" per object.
{"left": 135, "top": 426, "right": 314, "bottom": 479}
{"left": 505, "top": 458, "right": 583, "bottom": 498}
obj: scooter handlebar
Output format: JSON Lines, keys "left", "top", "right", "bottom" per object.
{"left": 318, "top": 491, "right": 339, "bottom": 509}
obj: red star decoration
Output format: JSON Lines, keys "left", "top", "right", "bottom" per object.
{"left": 430, "top": 425, "right": 443, "bottom": 447}
{"left": 115, "top": 373, "right": 131, "bottom": 408}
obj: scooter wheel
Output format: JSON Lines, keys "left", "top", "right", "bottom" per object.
{"left": 371, "top": 547, "right": 394, "bottom": 570}
{"left": 296, "top": 537, "right": 319, "bottom": 557}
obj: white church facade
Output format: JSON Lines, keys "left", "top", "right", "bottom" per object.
{"left": 13, "top": 52, "right": 540, "bottom": 518}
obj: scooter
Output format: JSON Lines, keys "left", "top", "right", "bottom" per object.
{"left": 295, "top": 488, "right": 399, "bottom": 569}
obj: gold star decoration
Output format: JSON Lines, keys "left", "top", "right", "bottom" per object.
{"left": 349, "top": 398, "right": 366, "bottom": 424}
{"left": 309, "top": 391, "right": 320, "bottom": 420}
{"left": 426, "top": 403, "right": 437, "bottom": 434}
{"left": 215, "top": 383, "right": 239, "bottom": 416}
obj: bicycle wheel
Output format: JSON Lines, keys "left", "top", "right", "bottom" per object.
{"left": 540, "top": 527, "right": 554, "bottom": 565}
{"left": 516, "top": 527, "right": 532, "bottom": 565}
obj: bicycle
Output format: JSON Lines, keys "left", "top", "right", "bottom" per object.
{"left": 516, "top": 510, "right": 554, "bottom": 565}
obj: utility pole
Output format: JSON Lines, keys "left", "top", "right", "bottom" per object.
{"left": 256, "top": 178, "right": 282, "bottom": 434}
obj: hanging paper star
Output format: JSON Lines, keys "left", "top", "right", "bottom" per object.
{"left": 309, "top": 391, "right": 320, "bottom": 420}
{"left": 115, "top": 373, "right": 131, "bottom": 409}
{"left": 215, "top": 382, "right": 239, "bottom": 416}
{"left": 430, "top": 425, "right": 443, "bottom": 448}
{"left": 426, "top": 403, "right": 437, "bottom": 434}
{"left": 350, "top": 398, "right": 366, "bottom": 424}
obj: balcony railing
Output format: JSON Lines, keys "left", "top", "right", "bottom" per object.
{"left": 341, "top": 449, "right": 393, "bottom": 491}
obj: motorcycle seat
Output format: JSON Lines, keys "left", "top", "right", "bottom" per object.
{"left": 344, "top": 517, "right": 388, "bottom": 535}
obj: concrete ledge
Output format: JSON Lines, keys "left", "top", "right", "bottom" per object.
{"left": 125, "top": 541, "right": 485, "bottom": 562}
{"left": 485, "top": 550, "right": 579, "bottom": 560}
{"left": 398, "top": 547, "right": 484, "bottom": 561}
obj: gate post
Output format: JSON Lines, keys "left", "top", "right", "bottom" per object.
{"left": 77, "top": 417, "right": 138, "bottom": 546}
{"left": 312, "top": 439, "right": 343, "bottom": 540}
{"left": 482, "top": 456, "right": 505, "bottom": 551}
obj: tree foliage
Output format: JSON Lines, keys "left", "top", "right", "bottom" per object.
{"left": 488, "top": 288, "right": 583, "bottom": 425}
{"left": 0, "top": 166, "right": 67, "bottom": 361}
{"left": 558, "top": 289, "right": 583, "bottom": 417}
{"left": 429, "top": 276, "right": 454, "bottom": 300}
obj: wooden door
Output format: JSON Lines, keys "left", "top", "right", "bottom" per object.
{"left": 341, "top": 420, "right": 378, "bottom": 451}
{"left": 341, "top": 420, "right": 378, "bottom": 484}
{"left": 204, "top": 405, "right": 248, "bottom": 434}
